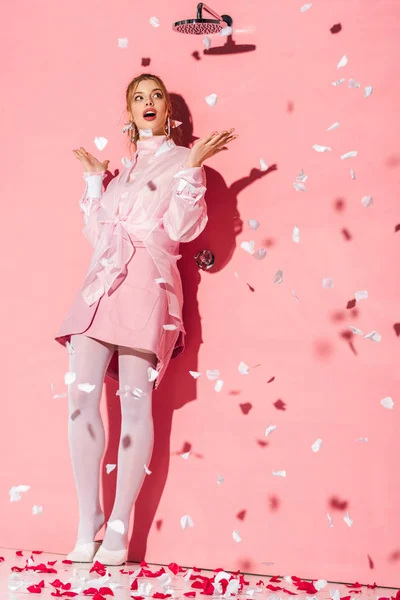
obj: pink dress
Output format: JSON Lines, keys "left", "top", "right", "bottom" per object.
{"left": 54, "top": 134, "right": 208, "bottom": 389}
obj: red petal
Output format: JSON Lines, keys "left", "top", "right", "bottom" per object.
{"left": 32, "top": 551, "right": 43, "bottom": 554}
{"left": 98, "top": 587, "right": 114, "bottom": 596}
{"left": 92, "top": 594, "right": 106, "bottom": 600}
{"left": 16, "top": 550, "right": 24, "bottom": 557}
{"left": 183, "top": 593, "right": 196, "bottom": 598}
{"left": 62, "top": 560, "right": 73, "bottom": 565}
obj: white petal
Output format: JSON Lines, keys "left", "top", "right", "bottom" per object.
{"left": 348, "top": 78, "right": 360, "bottom": 88}
{"left": 260, "top": 158, "right": 268, "bottom": 171}
{"left": 181, "top": 451, "right": 191, "bottom": 460}
{"left": 131, "top": 387, "right": 146, "bottom": 399}
{"left": 327, "top": 121, "right": 340, "bottom": 131}
{"left": 238, "top": 361, "right": 250, "bottom": 375}
{"left": 117, "top": 38, "right": 128, "bottom": 48}
{"left": 144, "top": 464, "right": 152, "bottom": 475}
{"left": 52, "top": 393, "right": 67, "bottom": 399}
{"left": 106, "top": 464, "right": 116, "bottom": 474}
{"left": 94, "top": 137, "right": 108, "bottom": 151}
{"left": 381, "top": 396, "right": 394, "bottom": 409}
{"left": 350, "top": 168, "right": 356, "bottom": 180}
{"left": 364, "top": 330, "right": 381, "bottom": 342}
{"left": 330, "top": 589, "right": 340, "bottom": 600}
{"left": 300, "top": 3, "right": 312, "bottom": 12}
{"left": 291, "top": 289, "right": 300, "bottom": 303}
{"left": 349, "top": 325, "right": 363, "bottom": 335}
{"left": 292, "top": 226, "right": 300, "bottom": 243}
{"left": 332, "top": 78, "right": 345, "bottom": 86}
{"left": 343, "top": 512, "right": 353, "bottom": 527}
{"left": 32, "top": 505, "right": 43, "bottom": 515}
{"left": 248, "top": 219, "right": 260, "bottom": 230}
{"left": 322, "top": 277, "right": 334, "bottom": 289}
{"left": 108, "top": 519, "right": 125, "bottom": 534}
{"left": 274, "top": 270, "right": 283, "bottom": 284}
{"left": 241, "top": 240, "right": 255, "bottom": 254}
{"left": 67, "top": 341, "right": 75, "bottom": 355}
{"left": 203, "top": 36, "right": 212, "bottom": 49}
{"left": 340, "top": 150, "right": 358, "bottom": 159}
{"left": 181, "top": 514, "right": 194, "bottom": 529}
{"left": 217, "top": 474, "right": 224, "bottom": 485}
{"left": 138, "top": 583, "right": 154, "bottom": 596}
{"left": 293, "top": 182, "right": 306, "bottom": 192}
{"left": 189, "top": 370, "right": 202, "bottom": 379}
{"left": 163, "top": 324, "right": 178, "bottom": 330}
{"left": 354, "top": 290, "right": 368, "bottom": 301}
{"left": 206, "top": 369, "right": 220, "bottom": 380}
{"left": 312, "top": 438, "right": 322, "bottom": 452}
{"left": 313, "top": 144, "right": 332, "bottom": 152}
{"left": 205, "top": 93, "right": 218, "bottom": 107}
{"left": 364, "top": 85, "right": 373, "bottom": 97}
{"left": 337, "top": 54, "right": 348, "bottom": 68}
{"left": 64, "top": 371, "right": 76, "bottom": 385}
{"left": 155, "top": 277, "right": 167, "bottom": 284}
{"left": 356, "top": 437, "right": 368, "bottom": 442}
{"left": 327, "top": 512, "right": 334, "bottom": 527}
{"left": 9, "top": 485, "right": 30, "bottom": 502}
{"left": 149, "top": 16, "right": 160, "bottom": 27}
{"left": 272, "top": 470, "right": 286, "bottom": 477}
{"left": 215, "top": 379, "right": 224, "bottom": 392}
{"left": 78, "top": 383, "right": 96, "bottom": 393}
{"left": 220, "top": 26, "right": 233, "bottom": 36}
{"left": 265, "top": 424, "right": 277, "bottom": 437}
{"left": 148, "top": 367, "right": 159, "bottom": 382}
{"left": 314, "top": 581, "right": 327, "bottom": 591}
{"left": 254, "top": 248, "right": 267, "bottom": 260}
{"left": 233, "top": 530, "right": 242, "bottom": 542}
{"left": 361, "top": 195, "right": 373, "bottom": 207}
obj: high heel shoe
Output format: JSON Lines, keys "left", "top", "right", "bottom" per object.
{"left": 66, "top": 539, "right": 103, "bottom": 562}
{"left": 93, "top": 544, "right": 128, "bottom": 566}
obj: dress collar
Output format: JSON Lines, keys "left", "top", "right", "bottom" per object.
{"left": 136, "top": 134, "right": 167, "bottom": 156}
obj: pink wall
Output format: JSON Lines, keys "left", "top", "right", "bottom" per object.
{"left": 1, "top": 0, "right": 400, "bottom": 587}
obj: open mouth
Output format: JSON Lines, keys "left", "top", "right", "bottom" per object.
{"left": 143, "top": 110, "right": 157, "bottom": 121}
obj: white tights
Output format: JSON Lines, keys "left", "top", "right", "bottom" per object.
{"left": 67, "top": 334, "right": 157, "bottom": 551}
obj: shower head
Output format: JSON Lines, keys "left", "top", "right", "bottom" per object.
{"left": 173, "top": 2, "right": 232, "bottom": 35}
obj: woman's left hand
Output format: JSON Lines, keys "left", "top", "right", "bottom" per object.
{"left": 185, "top": 129, "right": 239, "bottom": 168}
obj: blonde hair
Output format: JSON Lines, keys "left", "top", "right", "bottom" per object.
{"left": 125, "top": 73, "right": 183, "bottom": 156}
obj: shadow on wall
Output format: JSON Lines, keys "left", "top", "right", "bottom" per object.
{"left": 100, "top": 91, "right": 276, "bottom": 562}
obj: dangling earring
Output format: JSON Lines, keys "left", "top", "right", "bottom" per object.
{"left": 164, "top": 116, "right": 171, "bottom": 138}
{"left": 122, "top": 119, "right": 136, "bottom": 143}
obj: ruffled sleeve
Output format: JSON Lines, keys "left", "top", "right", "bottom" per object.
{"left": 162, "top": 164, "right": 208, "bottom": 243}
{"left": 79, "top": 170, "right": 106, "bottom": 247}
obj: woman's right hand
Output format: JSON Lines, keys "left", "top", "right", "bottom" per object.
{"left": 73, "top": 147, "right": 110, "bottom": 173}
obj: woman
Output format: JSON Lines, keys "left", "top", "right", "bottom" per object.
{"left": 54, "top": 73, "right": 238, "bottom": 566}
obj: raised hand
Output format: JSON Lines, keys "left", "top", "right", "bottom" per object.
{"left": 73, "top": 147, "right": 110, "bottom": 173}
{"left": 186, "top": 129, "right": 239, "bottom": 167}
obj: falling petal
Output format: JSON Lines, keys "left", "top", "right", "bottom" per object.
{"left": 337, "top": 54, "right": 348, "bottom": 68}
{"left": 344, "top": 512, "right": 353, "bottom": 527}
{"left": 330, "top": 590, "right": 340, "bottom": 600}
{"left": 64, "top": 371, "right": 76, "bottom": 385}
{"left": 327, "top": 122, "right": 340, "bottom": 131}
{"left": 233, "top": 530, "right": 242, "bottom": 542}
{"left": 148, "top": 367, "right": 159, "bottom": 382}
{"left": 292, "top": 226, "right": 300, "bottom": 243}
{"left": 254, "top": 248, "right": 267, "bottom": 260}
{"left": 350, "top": 169, "right": 356, "bottom": 180}
{"left": 248, "top": 219, "right": 260, "bottom": 230}
{"left": 206, "top": 369, "right": 220, "bottom": 381}
{"left": 312, "top": 438, "right": 322, "bottom": 452}
{"left": 238, "top": 361, "right": 250, "bottom": 375}
{"left": 52, "top": 392, "right": 67, "bottom": 399}
{"left": 181, "top": 515, "right": 194, "bottom": 530}
{"left": 293, "top": 182, "right": 306, "bottom": 192}
{"left": 149, "top": 16, "right": 160, "bottom": 27}
{"left": 327, "top": 513, "right": 334, "bottom": 527}
{"left": 381, "top": 396, "right": 394, "bottom": 409}
{"left": 274, "top": 270, "right": 283, "bottom": 284}
{"left": 144, "top": 464, "right": 152, "bottom": 475}
{"left": 189, "top": 370, "right": 202, "bottom": 379}
{"left": 291, "top": 289, "right": 300, "bottom": 302}
{"left": 300, "top": 3, "right": 312, "bottom": 11}
{"left": 32, "top": 505, "right": 43, "bottom": 516}
{"left": 78, "top": 383, "right": 96, "bottom": 393}
{"left": 205, "top": 93, "right": 217, "bottom": 107}
{"left": 315, "top": 581, "right": 327, "bottom": 591}
{"left": 364, "top": 330, "right": 381, "bottom": 342}
{"left": 181, "top": 451, "right": 191, "bottom": 460}
{"left": 203, "top": 36, "right": 211, "bottom": 49}
{"left": 215, "top": 379, "right": 224, "bottom": 392}
{"left": 241, "top": 240, "right": 255, "bottom": 254}
{"left": 217, "top": 474, "right": 224, "bottom": 485}
{"left": 106, "top": 464, "right": 116, "bottom": 474}
{"left": 272, "top": 470, "right": 286, "bottom": 477}
{"left": 220, "top": 26, "right": 233, "bottom": 36}
{"left": 163, "top": 324, "right": 178, "bottom": 330}
{"left": 9, "top": 485, "right": 30, "bottom": 502}
{"left": 349, "top": 325, "right": 364, "bottom": 335}
{"left": 94, "top": 137, "right": 108, "bottom": 151}
{"left": 322, "top": 277, "right": 334, "bottom": 289}
{"left": 260, "top": 158, "right": 268, "bottom": 171}
{"left": 348, "top": 78, "right": 360, "bottom": 88}
{"left": 354, "top": 290, "right": 368, "bottom": 301}
{"left": 340, "top": 150, "right": 358, "bottom": 159}
{"left": 313, "top": 144, "right": 332, "bottom": 152}
{"left": 296, "top": 169, "right": 308, "bottom": 182}
{"left": 118, "top": 38, "right": 128, "bottom": 48}
{"left": 356, "top": 437, "right": 368, "bottom": 442}
{"left": 265, "top": 424, "right": 277, "bottom": 437}
{"left": 131, "top": 387, "right": 146, "bottom": 399}
{"left": 361, "top": 195, "right": 373, "bottom": 207}
{"left": 108, "top": 519, "right": 125, "bottom": 534}
{"left": 364, "top": 85, "right": 373, "bottom": 97}
{"left": 332, "top": 78, "right": 346, "bottom": 86}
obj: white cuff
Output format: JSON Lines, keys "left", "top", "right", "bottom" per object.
{"left": 85, "top": 174, "right": 103, "bottom": 198}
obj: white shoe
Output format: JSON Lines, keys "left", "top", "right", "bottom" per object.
{"left": 93, "top": 545, "right": 128, "bottom": 566}
{"left": 66, "top": 541, "right": 103, "bottom": 562}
